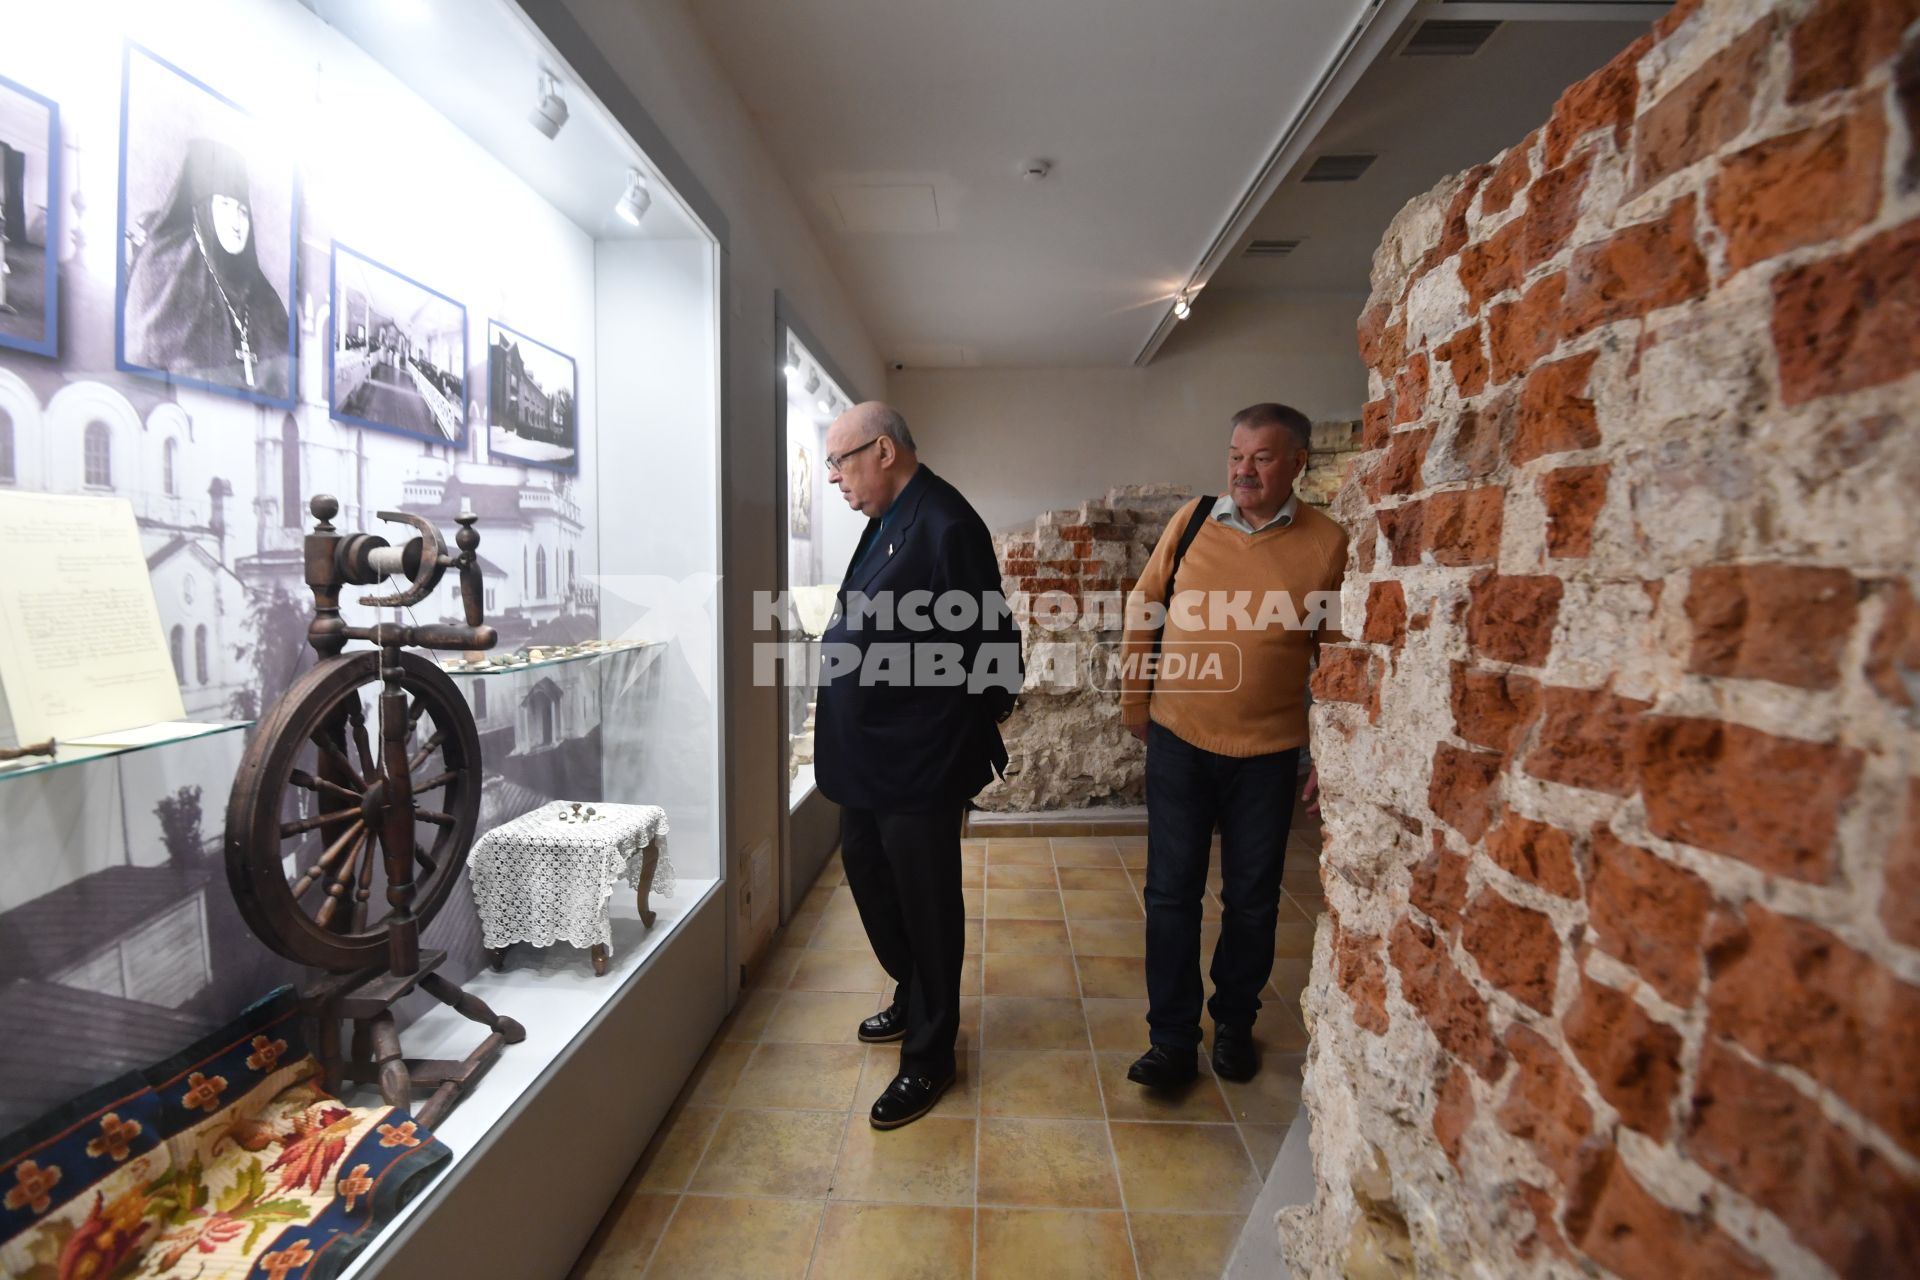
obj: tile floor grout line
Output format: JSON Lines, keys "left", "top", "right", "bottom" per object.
{"left": 632, "top": 1192, "right": 684, "bottom": 1279}
{"left": 1066, "top": 838, "right": 1149, "bottom": 1280}
{"left": 799, "top": 1105, "right": 853, "bottom": 1280}
{"left": 972, "top": 903, "right": 988, "bottom": 1280}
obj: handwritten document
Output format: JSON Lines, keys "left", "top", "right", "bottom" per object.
{"left": 0, "top": 492, "right": 187, "bottom": 742}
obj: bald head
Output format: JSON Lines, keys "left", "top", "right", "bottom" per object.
{"left": 826, "top": 401, "right": 919, "bottom": 518}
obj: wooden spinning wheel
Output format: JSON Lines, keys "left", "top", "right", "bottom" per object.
{"left": 225, "top": 494, "right": 522, "bottom": 1128}
{"left": 226, "top": 650, "right": 481, "bottom": 972}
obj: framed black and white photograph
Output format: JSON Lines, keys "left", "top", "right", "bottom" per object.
{"left": 329, "top": 243, "right": 467, "bottom": 446}
{"left": 116, "top": 43, "right": 297, "bottom": 408}
{"left": 0, "top": 73, "right": 59, "bottom": 358}
{"left": 488, "top": 320, "right": 578, "bottom": 472}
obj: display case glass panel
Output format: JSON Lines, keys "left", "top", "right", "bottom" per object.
{"left": 781, "top": 329, "right": 861, "bottom": 810}
{"left": 0, "top": 0, "right": 723, "bottom": 1210}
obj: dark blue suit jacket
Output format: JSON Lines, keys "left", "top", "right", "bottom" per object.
{"left": 814, "top": 466, "right": 1021, "bottom": 812}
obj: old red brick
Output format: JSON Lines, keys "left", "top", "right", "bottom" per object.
{"left": 1463, "top": 889, "right": 1561, "bottom": 1014}
{"left": 1706, "top": 901, "right": 1920, "bottom": 1157}
{"left": 1524, "top": 685, "right": 1652, "bottom": 796}
{"left": 1522, "top": 154, "right": 1593, "bottom": 269}
{"left": 1773, "top": 218, "right": 1920, "bottom": 404}
{"left": 1564, "top": 976, "right": 1682, "bottom": 1139}
{"left": 1059, "top": 524, "right": 1093, "bottom": 544}
{"left": 1412, "top": 837, "right": 1471, "bottom": 936}
{"left": 1497, "top": 1024, "right": 1592, "bottom": 1184}
{"left": 1357, "top": 303, "right": 1406, "bottom": 377}
{"left": 1311, "top": 645, "right": 1377, "bottom": 707}
{"left": 1434, "top": 325, "right": 1489, "bottom": 397}
{"left": 1415, "top": 164, "right": 1495, "bottom": 286}
{"left": 1429, "top": 743, "right": 1505, "bottom": 843}
{"left": 1362, "top": 580, "right": 1408, "bottom": 648}
{"left": 1884, "top": 778, "right": 1920, "bottom": 948}
{"left": 1481, "top": 133, "right": 1535, "bottom": 216}
{"left": 1511, "top": 1183, "right": 1573, "bottom": 1263}
{"left": 1393, "top": 353, "right": 1431, "bottom": 425}
{"left": 1484, "top": 813, "right": 1580, "bottom": 898}
{"left": 1685, "top": 563, "right": 1859, "bottom": 689}
{"left": 1565, "top": 1149, "right": 1769, "bottom": 1280}
{"left": 1586, "top": 828, "right": 1712, "bottom": 1006}
{"left": 1789, "top": 0, "right": 1920, "bottom": 102}
{"left": 1423, "top": 487, "right": 1504, "bottom": 566}
{"left": 1543, "top": 39, "right": 1643, "bottom": 168}
{"left": 1451, "top": 664, "right": 1542, "bottom": 754}
{"left": 1361, "top": 397, "right": 1392, "bottom": 450}
{"left": 1459, "top": 216, "right": 1527, "bottom": 311}
{"left": 1689, "top": 1039, "right": 1920, "bottom": 1275}
{"left": 1541, "top": 464, "right": 1609, "bottom": 559}
{"left": 1710, "top": 107, "right": 1886, "bottom": 273}
{"left": 1353, "top": 522, "right": 1377, "bottom": 575}
{"left": 1429, "top": 398, "right": 1510, "bottom": 483}
{"left": 1512, "top": 351, "right": 1600, "bottom": 465}
{"left": 1488, "top": 274, "right": 1567, "bottom": 384}
{"left": 1334, "top": 918, "right": 1391, "bottom": 1036}
{"left": 1633, "top": 18, "right": 1775, "bottom": 191}
{"left": 1465, "top": 572, "right": 1563, "bottom": 667}
{"left": 1390, "top": 915, "right": 1506, "bottom": 1080}
{"left": 1636, "top": 716, "right": 1862, "bottom": 880}
{"left": 1562, "top": 196, "right": 1710, "bottom": 340}
{"left": 1433, "top": 1063, "right": 1475, "bottom": 1170}
{"left": 1377, "top": 501, "right": 1425, "bottom": 568}
{"left": 1364, "top": 426, "right": 1433, "bottom": 501}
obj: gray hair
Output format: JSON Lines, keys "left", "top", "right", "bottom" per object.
{"left": 1230, "top": 402, "right": 1311, "bottom": 454}
{"left": 854, "top": 402, "right": 917, "bottom": 452}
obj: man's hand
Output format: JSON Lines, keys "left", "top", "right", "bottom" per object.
{"left": 1302, "top": 765, "right": 1321, "bottom": 817}
{"left": 1127, "top": 721, "right": 1148, "bottom": 743}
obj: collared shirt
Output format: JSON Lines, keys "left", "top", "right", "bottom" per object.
{"left": 853, "top": 465, "right": 927, "bottom": 575}
{"left": 1211, "top": 490, "right": 1298, "bottom": 534}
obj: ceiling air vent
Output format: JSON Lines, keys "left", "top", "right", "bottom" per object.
{"left": 1399, "top": 20, "right": 1501, "bottom": 57}
{"left": 1244, "top": 239, "right": 1303, "bottom": 258}
{"left": 1301, "top": 153, "right": 1377, "bottom": 183}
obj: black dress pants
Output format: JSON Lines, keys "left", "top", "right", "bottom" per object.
{"left": 840, "top": 804, "right": 966, "bottom": 1077}
{"left": 1142, "top": 721, "right": 1299, "bottom": 1052}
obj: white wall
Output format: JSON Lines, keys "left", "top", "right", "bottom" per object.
{"left": 892, "top": 291, "right": 1368, "bottom": 531}
{"left": 552, "top": 0, "right": 886, "bottom": 956}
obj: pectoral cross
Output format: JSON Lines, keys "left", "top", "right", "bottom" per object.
{"left": 236, "top": 329, "right": 257, "bottom": 388}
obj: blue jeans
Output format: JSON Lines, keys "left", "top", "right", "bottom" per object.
{"left": 1143, "top": 721, "right": 1299, "bottom": 1051}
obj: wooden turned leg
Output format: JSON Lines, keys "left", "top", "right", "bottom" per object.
{"left": 636, "top": 841, "right": 660, "bottom": 929}
{"left": 315, "top": 1010, "right": 343, "bottom": 1094}
{"left": 368, "top": 1012, "right": 410, "bottom": 1110}
{"left": 486, "top": 946, "right": 505, "bottom": 972}
{"left": 590, "top": 943, "right": 609, "bottom": 977}
{"left": 421, "top": 971, "right": 527, "bottom": 1044}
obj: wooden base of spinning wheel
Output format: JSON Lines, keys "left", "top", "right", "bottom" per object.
{"left": 308, "top": 949, "right": 526, "bottom": 1130}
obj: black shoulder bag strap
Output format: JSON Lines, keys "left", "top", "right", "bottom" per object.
{"left": 1149, "top": 496, "right": 1218, "bottom": 664}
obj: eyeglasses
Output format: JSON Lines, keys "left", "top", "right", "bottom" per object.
{"left": 825, "top": 437, "right": 879, "bottom": 476}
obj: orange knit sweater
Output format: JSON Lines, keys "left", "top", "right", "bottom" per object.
{"left": 1118, "top": 497, "right": 1347, "bottom": 757}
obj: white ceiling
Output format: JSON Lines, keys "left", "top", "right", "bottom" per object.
{"left": 1204, "top": 11, "right": 1655, "bottom": 298}
{"left": 689, "top": 0, "right": 1660, "bottom": 369}
{"left": 688, "top": 0, "right": 1372, "bottom": 367}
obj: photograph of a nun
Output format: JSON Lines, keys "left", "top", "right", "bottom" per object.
{"left": 117, "top": 44, "right": 295, "bottom": 407}
{"left": 0, "top": 73, "right": 59, "bottom": 358}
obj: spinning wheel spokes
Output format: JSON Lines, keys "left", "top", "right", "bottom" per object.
{"left": 226, "top": 649, "right": 482, "bottom": 973}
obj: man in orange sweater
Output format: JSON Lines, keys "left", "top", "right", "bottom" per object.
{"left": 1118, "top": 403, "right": 1346, "bottom": 1087}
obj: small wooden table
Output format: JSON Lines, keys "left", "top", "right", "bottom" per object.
{"left": 467, "top": 801, "right": 671, "bottom": 976}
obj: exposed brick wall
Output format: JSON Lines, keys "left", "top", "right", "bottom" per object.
{"left": 1286, "top": 3, "right": 1920, "bottom": 1277}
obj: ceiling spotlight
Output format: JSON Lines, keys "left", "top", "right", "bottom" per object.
{"left": 1172, "top": 291, "right": 1193, "bottom": 321}
{"left": 783, "top": 362, "right": 799, "bottom": 379}
{"left": 528, "top": 72, "right": 569, "bottom": 140}
{"left": 816, "top": 398, "right": 831, "bottom": 414}
{"left": 614, "top": 168, "right": 651, "bottom": 226}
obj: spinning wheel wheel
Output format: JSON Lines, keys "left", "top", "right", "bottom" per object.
{"left": 227, "top": 651, "right": 481, "bottom": 973}
{"left": 224, "top": 494, "right": 521, "bottom": 1128}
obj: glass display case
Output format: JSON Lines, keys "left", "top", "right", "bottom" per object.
{"left": 0, "top": 0, "right": 723, "bottom": 1268}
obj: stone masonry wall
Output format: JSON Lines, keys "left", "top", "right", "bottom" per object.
{"left": 979, "top": 427, "right": 1362, "bottom": 812}
{"left": 1286, "top": 2, "right": 1920, "bottom": 1277}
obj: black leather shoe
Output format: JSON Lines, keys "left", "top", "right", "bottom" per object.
{"left": 858, "top": 1004, "right": 907, "bottom": 1043}
{"left": 1213, "top": 1024, "right": 1259, "bottom": 1082}
{"left": 1126, "top": 1044, "right": 1199, "bottom": 1090}
{"left": 869, "top": 1069, "right": 955, "bottom": 1129}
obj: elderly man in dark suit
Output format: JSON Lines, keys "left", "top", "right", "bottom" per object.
{"left": 814, "top": 401, "right": 1020, "bottom": 1130}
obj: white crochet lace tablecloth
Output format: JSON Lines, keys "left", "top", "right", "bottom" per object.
{"left": 467, "top": 801, "right": 673, "bottom": 956}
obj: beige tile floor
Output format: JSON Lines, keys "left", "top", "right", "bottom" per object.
{"left": 572, "top": 825, "right": 1324, "bottom": 1280}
